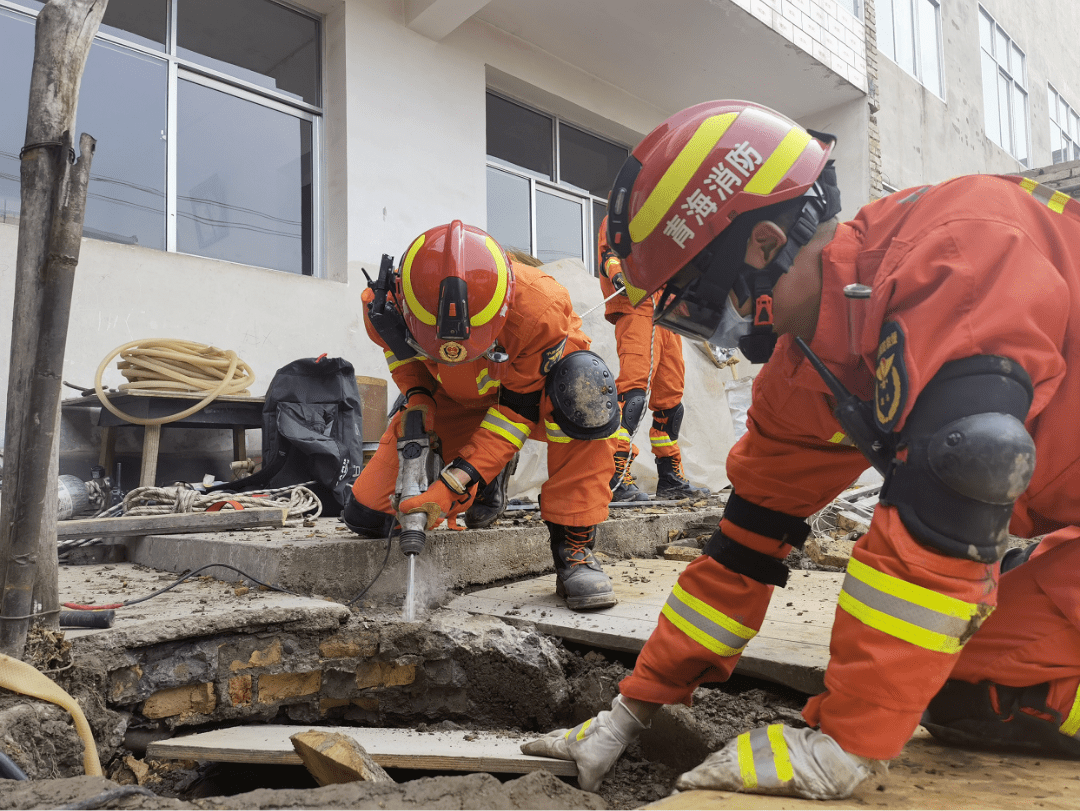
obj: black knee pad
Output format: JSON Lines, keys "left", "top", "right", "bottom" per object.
{"left": 619, "top": 388, "right": 647, "bottom": 434}
{"left": 880, "top": 355, "right": 1035, "bottom": 563}
{"left": 342, "top": 494, "right": 395, "bottom": 538}
{"left": 652, "top": 402, "right": 684, "bottom": 439}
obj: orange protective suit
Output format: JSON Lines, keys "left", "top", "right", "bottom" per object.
{"left": 620, "top": 175, "right": 1080, "bottom": 759}
{"left": 352, "top": 262, "right": 615, "bottom": 528}
{"left": 598, "top": 216, "right": 684, "bottom": 459}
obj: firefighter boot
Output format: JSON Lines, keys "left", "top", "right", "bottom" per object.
{"left": 609, "top": 450, "right": 650, "bottom": 503}
{"left": 655, "top": 456, "right": 710, "bottom": 500}
{"left": 922, "top": 679, "right": 1080, "bottom": 757}
{"left": 546, "top": 522, "right": 617, "bottom": 611}
{"left": 465, "top": 453, "right": 519, "bottom": 529}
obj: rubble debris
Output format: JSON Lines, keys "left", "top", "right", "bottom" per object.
{"left": 290, "top": 730, "right": 394, "bottom": 786}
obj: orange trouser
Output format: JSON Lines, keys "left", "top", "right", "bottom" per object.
{"left": 948, "top": 527, "right": 1080, "bottom": 727}
{"left": 351, "top": 388, "right": 615, "bottom": 527}
{"left": 621, "top": 505, "right": 1001, "bottom": 761}
{"left": 613, "top": 311, "right": 684, "bottom": 460}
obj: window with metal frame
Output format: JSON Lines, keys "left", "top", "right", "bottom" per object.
{"left": 876, "top": 0, "right": 942, "bottom": 98}
{"left": 485, "top": 91, "right": 628, "bottom": 275}
{"left": 0, "top": 0, "right": 321, "bottom": 275}
{"left": 978, "top": 6, "right": 1029, "bottom": 167}
{"left": 1048, "top": 85, "right": 1080, "bottom": 165}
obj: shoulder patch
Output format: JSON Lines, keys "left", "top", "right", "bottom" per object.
{"left": 874, "top": 321, "right": 907, "bottom": 431}
{"left": 540, "top": 340, "right": 566, "bottom": 375}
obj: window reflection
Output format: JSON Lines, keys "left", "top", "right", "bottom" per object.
{"left": 177, "top": 79, "right": 312, "bottom": 274}
{"left": 536, "top": 190, "right": 581, "bottom": 265}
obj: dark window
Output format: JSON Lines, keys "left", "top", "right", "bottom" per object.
{"left": 486, "top": 93, "right": 553, "bottom": 179}
{"left": 559, "top": 122, "right": 628, "bottom": 198}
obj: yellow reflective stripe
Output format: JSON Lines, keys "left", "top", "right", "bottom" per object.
{"left": 744, "top": 127, "right": 813, "bottom": 195}
{"left": 737, "top": 732, "right": 757, "bottom": 789}
{"left": 401, "top": 234, "right": 436, "bottom": 326}
{"left": 651, "top": 435, "right": 676, "bottom": 448}
{"left": 629, "top": 113, "right": 738, "bottom": 243}
{"left": 827, "top": 431, "right": 846, "bottom": 443}
{"left": 766, "top": 724, "right": 794, "bottom": 782}
{"left": 614, "top": 427, "right": 631, "bottom": 443}
{"left": 573, "top": 717, "right": 592, "bottom": 742}
{"left": 1019, "top": 176, "right": 1070, "bottom": 214}
{"left": 472, "top": 237, "right": 510, "bottom": 326}
{"left": 476, "top": 367, "right": 500, "bottom": 395}
{"left": 603, "top": 256, "right": 621, "bottom": 275}
{"left": 1060, "top": 686, "right": 1080, "bottom": 737}
{"left": 661, "top": 583, "right": 756, "bottom": 657}
{"left": 480, "top": 407, "right": 530, "bottom": 449}
{"left": 545, "top": 420, "right": 572, "bottom": 443}
{"left": 847, "top": 557, "right": 981, "bottom": 621}
{"left": 384, "top": 349, "right": 420, "bottom": 372}
{"left": 838, "top": 590, "right": 965, "bottom": 653}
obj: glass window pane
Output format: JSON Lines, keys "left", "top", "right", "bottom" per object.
{"left": 1048, "top": 87, "right": 1058, "bottom": 123}
{"left": 1072, "top": 110, "right": 1080, "bottom": 140}
{"left": 177, "top": 79, "right": 312, "bottom": 274}
{"left": 1050, "top": 123, "right": 1062, "bottom": 163}
{"left": 0, "top": 8, "right": 34, "bottom": 227}
{"left": 981, "top": 51, "right": 1000, "bottom": 146}
{"left": 1011, "top": 44, "right": 1024, "bottom": 84}
{"left": 591, "top": 200, "right": 607, "bottom": 277}
{"left": 486, "top": 93, "right": 553, "bottom": 179}
{"left": 877, "top": 0, "right": 895, "bottom": 59}
{"left": 558, "top": 122, "right": 627, "bottom": 198}
{"left": 917, "top": 0, "right": 940, "bottom": 95}
{"left": 895, "top": 0, "right": 915, "bottom": 73}
{"left": 998, "top": 73, "right": 1011, "bottom": 151}
{"left": 978, "top": 8, "right": 992, "bottom": 50}
{"left": 995, "top": 28, "right": 1008, "bottom": 66}
{"left": 1012, "top": 86, "right": 1028, "bottom": 165}
{"left": 101, "top": 0, "right": 168, "bottom": 51}
{"left": 535, "top": 190, "right": 582, "bottom": 265}
{"left": 79, "top": 39, "right": 167, "bottom": 248}
{"left": 177, "top": 0, "right": 320, "bottom": 105}
{"left": 486, "top": 166, "right": 532, "bottom": 256}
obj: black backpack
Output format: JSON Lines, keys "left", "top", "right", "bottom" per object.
{"left": 208, "top": 356, "right": 365, "bottom": 516}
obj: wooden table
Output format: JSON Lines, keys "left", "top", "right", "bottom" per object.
{"left": 62, "top": 390, "right": 265, "bottom": 488}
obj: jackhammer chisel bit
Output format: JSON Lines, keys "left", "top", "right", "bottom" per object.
{"left": 394, "top": 409, "right": 440, "bottom": 620}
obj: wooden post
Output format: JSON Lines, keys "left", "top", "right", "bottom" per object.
{"left": 0, "top": 0, "right": 107, "bottom": 659}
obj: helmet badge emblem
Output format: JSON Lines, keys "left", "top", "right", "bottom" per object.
{"left": 438, "top": 341, "right": 468, "bottom": 363}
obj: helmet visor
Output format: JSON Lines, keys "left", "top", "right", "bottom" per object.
{"left": 653, "top": 259, "right": 735, "bottom": 341}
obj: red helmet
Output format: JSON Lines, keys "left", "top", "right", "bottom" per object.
{"left": 606, "top": 101, "right": 838, "bottom": 356}
{"left": 396, "top": 221, "right": 515, "bottom": 364}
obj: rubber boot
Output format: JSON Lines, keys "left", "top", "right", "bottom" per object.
{"left": 655, "top": 456, "right": 710, "bottom": 500}
{"left": 922, "top": 679, "right": 1080, "bottom": 757}
{"left": 465, "top": 453, "right": 519, "bottom": 529}
{"left": 546, "top": 522, "right": 617, "bottom": 610}
{"left": 609, "top": 450, "right": 650, "bottom": 503}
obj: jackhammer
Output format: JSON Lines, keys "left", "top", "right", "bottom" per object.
{"left": 393, "top": 408, "right": 441, "bottom": 621}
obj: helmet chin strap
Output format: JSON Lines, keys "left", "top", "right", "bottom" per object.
{"left": 736, "top": 163, "right": 842, "bottom": 363}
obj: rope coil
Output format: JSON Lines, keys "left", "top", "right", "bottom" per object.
{"left": 122, "top": 484, "right": 322, "bottom": 525}
{"left": 94, "top": 339, "right": 255, "bottom": 426}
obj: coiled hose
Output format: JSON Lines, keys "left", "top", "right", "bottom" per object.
{"left": 93, "top": 339, "right": 255, "bottom": 426}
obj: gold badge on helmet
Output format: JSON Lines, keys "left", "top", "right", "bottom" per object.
{"left": 438, "top": 341, "right": 468, "bottom": 363}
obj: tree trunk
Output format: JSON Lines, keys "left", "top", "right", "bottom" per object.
{"left": 0, "top": 0, "right": 107, "bottom": 659}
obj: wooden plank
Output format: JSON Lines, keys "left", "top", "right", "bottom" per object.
{"left": 56, "top": 507, "right": 287, "bottom": 540}
{"left": 447, "top": 561, "right": 843, "bottom": 694}
{"left": 147, "top": 725, "right": 577, "bottom": 776}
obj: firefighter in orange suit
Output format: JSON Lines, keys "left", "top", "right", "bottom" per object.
{"left": 523, "top": 100, "right": 1080, "bottom": 797}
{"left": 598, "top": 215, "right": 709, "bottom": 502}
{"left": 344, "top": 221, "right": 620, "bottom": 611}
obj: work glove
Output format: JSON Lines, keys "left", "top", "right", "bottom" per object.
{"left": 520, "top": 695, "right": 648, "bottom": 793}
{"left": 610, "top": 272, "right": 630, "bottom": 298}
{"left": 397, "top": 477, "right": 468, "bottom": 531}
{"left": 674, "top": 724, "right": 881, "bottom": 800}
{"left": 396, "top": 389, "right": 436, "bottom": 437}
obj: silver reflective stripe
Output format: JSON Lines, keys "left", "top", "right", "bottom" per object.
{"left": 736, "top": 725, "right": 794, "bottom": 790}
{"left": 479, "top": 407, "right": 530, "bottom": 448}
{"left": 841, "top": 575, "right": 972, "bottom": 641}
{"left": 545, "top": 420, "right": 571, "bottom": 443}
{"left": 660, "top": 583, "right": 756, "bottom": 657}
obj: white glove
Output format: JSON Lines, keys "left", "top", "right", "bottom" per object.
{"left": 520, "top": 695, "right": 649, "bottom": 792}
{"left": 675, "top": 725, "right": 881, "bottom": 800}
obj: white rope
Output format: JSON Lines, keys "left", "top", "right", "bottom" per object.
{"left": 121, "top": 484, "right": 322, "bottom": 525}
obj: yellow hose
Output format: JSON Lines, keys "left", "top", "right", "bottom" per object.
{"left": 0, "top": 652, "right": 101, "bottom": 776}
{"left": 94, "top": 339, "right": 255, "bottom": 427}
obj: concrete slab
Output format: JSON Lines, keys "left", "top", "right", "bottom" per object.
{"left": 448, "top": 561, "right": 843, "bottom": 695}
{"left": 114, "top": 508, "right": 725, "bottom": 603}
{"left": 146, "top": 724, "right": 577, "bottom": 777}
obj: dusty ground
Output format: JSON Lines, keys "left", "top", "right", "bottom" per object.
{"left": 0, "top": 498, "right": 1064, "bottom": 810}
